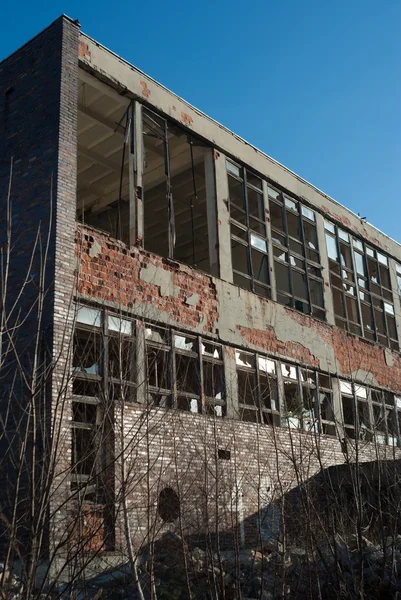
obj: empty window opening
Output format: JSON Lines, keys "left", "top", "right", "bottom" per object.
{"left": 269, "top": 187, "right": 324, "bottom": 319}
{"left": 143, "top": 107, "right": 212, "bottom": 272}
{"left": 218, "top": 449, "right": 231, "bottom": 460}
{"left": 158, "top": 487, "right": 180, "bottom": 522}
{"left": 77, "top": 77, "right": 131, "bottom": 244}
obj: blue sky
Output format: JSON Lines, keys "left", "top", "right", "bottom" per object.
{"left": 2, "top": 0, "right": 401, "bottom": 242}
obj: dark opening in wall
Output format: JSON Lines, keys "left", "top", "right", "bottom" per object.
{"left": 77, "top": 76, "right": 130, "bottom": 244}
{"left": 143, "top": 107, "right": 212, "bottom": 272}
{"left": 218, "top": 449, "right": 231, "bottom": 460}
{"left": 158, "top": 487, "right": 180, "bottom": 522}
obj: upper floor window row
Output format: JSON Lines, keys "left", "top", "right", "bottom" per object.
{"left": 226, "top": 158, "right": 325, "bottom": 320}
{"left": 325, "top": 221, "right": 398, "bottom": 350}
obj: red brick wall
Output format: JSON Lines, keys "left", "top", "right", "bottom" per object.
{"left": 76, "top": 226, "right": 218, "bottom": 334}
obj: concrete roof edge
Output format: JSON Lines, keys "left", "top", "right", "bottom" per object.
{"left": 80, "top": 32, "right": 401, "bottom": 253}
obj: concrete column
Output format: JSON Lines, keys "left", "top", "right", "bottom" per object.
{"left": 204, "top": 149, "right": 219, "bottom": 277}
{"left": 224, "top": 346, "right": 239, "bottom": 418}
{"left": 214, "top": 151, "right": 233, "bottom": 283}
{"left": 135, "top": 320, "right": 147, "bottom": 404}
{"left": 389, "top": 258, "right": 401, "bottom": 347}
{"left": 263, "top": 180, "right": 277, "bottom": 302}
{"left": 331, "top": 377, "right": 345, "bottom": 439}
{"left": 129, "top": 101, "right": 144, "bottom": 247}
{"left": 315, "top": 212, "right": 335, "bottom": 326}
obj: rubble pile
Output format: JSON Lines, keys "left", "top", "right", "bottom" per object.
{"left": 2, "top": 532, "right": 401, "bottom": 599}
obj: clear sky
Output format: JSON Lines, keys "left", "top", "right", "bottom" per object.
{"left": 2, "top": 0, "right": 401, "bottom": 243}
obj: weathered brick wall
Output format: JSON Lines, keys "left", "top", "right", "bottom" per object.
{"left": 113, "top": 404, "right": 397, "bottom": 551}
{"left": 76, "top": 226, "right": 219, "bottom": 334}
{"left": 0, "top": 16, "right": 79, "bottom": 556}
{"left": 76, "top": 224, "right": 401, "bottom": 391}
{"left": 74, "top": 224, "right": 401, "bottom": 552}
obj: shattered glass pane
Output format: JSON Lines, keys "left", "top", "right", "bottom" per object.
{"left": 281, "top": 363, "right": 297, "bottom": 380}
{"left": 236, "top": 351, "right": 254, "bottom": 368}
{"left": 201, "top": 342, "right": 221, "bottom": 359}
{"left": 284, "top": 197, "right": 297, "bottom": 212}
{"left": 268, "top": 187, "right": 281, "bottom": 201}
{"left": 145, "top": 325, "right": 169, "bottom": 345}
{"left": 73, "top": 329, "right": 101, "bottom": 375}
{"left": 174, "top": 334, "right": 196, "bottom": 351}
{"left": 77, "top": 306, "right": 102, "bottom": 328}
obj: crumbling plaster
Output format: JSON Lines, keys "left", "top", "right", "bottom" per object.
{"left": 214, "top": 280, "right": 337, "bottom": 373}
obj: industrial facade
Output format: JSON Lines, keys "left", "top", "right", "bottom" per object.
{"left": 1, "top": 15, "right": 401, "bottom": 564}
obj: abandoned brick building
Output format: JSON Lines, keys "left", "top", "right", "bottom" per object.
{"left": 1, "top": 15, "right": 401, "bottom": 562}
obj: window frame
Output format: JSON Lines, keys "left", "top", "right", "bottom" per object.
{"left": 145, "top": 324, "right": 226, "bottom": 417}
{"left": 325, "top": 221, "right": 398, "bottom": 350}
{"left": 227, "top": 159, "right": 271, "bottom": 299}
{"left": 268, "top": 186, "right": 325, "bottom": 320}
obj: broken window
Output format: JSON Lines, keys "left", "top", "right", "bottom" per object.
{"left": 145, "top": 325, "right": 172, "bottom": 408}
{"left": 145, "top": 325, "right": 225, "bottom": 415}
{"left": 236, "top": 351, "right": 279, "bottom": 425}
{"left": 318, "top": 374, "right": 336, "bottom": 436}
{"left": 143, "top": 107, "right": 212, "bottom": 272}
{"left": 72, "top": 305, "right": 137, "bottom": 549}
{"left": 202, "top": 341, "right": 225, "bottom": 417}
{"left": 325, "top": 221, "right": 398, "bottom": 349}
{"left": 340, "top": 381, "right": 372, "bottom": 441}
{"left": 227, "top": 161, "right": 271, "bottom": 298}
{"left": 175, "top": 332, "right": 200, "bottom": 413}
{"left": 107, "top": 315, "right": 136, "bottom": 403}
{"left": 281, "top": 363, "right": 316, "bottom": 431}
{"left": 158, "top": 487, "right": 180, "bottom": 522}
{"left": 269, "top": 187, "right": 324, "bottom": 319}
{"left": 371, "top": 390, "right": 401, "bottom": 446}
{"left": 77, "top": 78, "right": 131, "bottom": 244}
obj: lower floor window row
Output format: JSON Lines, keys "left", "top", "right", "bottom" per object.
{"left": 72, "top": 305, "right": 401, "bottom": 451}
{"left": 236, "top": 352, "right": 335, "bottom": 436}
